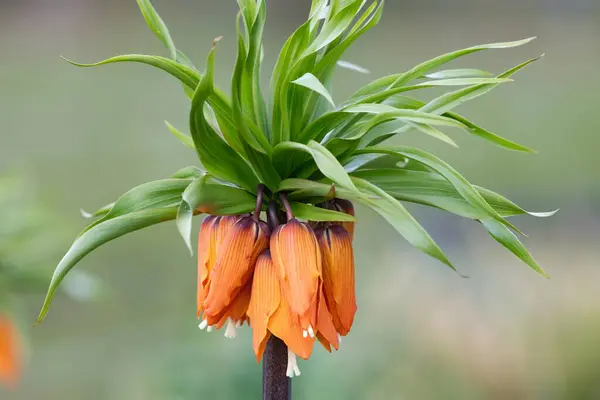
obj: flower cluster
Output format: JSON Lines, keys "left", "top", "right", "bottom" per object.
{"left": 196, "top": 190, "right": 356, "bottom": 377}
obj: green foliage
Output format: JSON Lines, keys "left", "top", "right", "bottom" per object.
{"left": 38, "top": 0, "right": 555, "bottom": 322}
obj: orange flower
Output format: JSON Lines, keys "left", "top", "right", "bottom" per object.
{"left": 270, "top": 219, "right": 321, "bottom": 335}
{"left": 317, "top": 225, "right": 357, "bottom": 337}
{"left": 248, "top": 251, "right": 314, "bottom": 377}
{"left": 334, "top": 199, "right": 355, "bottom": 241}
{"left": 0, "top": 316, "right": 21, "bottom": 388}
{"left": 203, "top": 216, "right": 269, "bottom": 327}
{"left": 197, "top": 215, "right": 238, "bottom": 318}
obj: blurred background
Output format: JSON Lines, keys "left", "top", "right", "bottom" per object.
{"left": 1, "top": 0, "right": 599, "bottom": 399}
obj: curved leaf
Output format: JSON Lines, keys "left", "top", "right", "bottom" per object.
{"left": 290, "top": 202, "right": 356, "bottom": 222}
{"left": 37, "top": 207, "right": 178, "bottom": 323}
{"left": 424, "top": 68, "right": 493, "bottom": 79}
{"left": 356, "top": 146, "right": 522, "bottom": 233}
{"left": 165, "top": 121, "right": 195, "bottom": 149}
{"left": 481, "top": 219, "right": 548, "bottom": 277}
{"left": 136, "top": 0, "right": 177, "bottom": 60}
{"left": 292, "top": 73, "right": 336, "bottom": 107}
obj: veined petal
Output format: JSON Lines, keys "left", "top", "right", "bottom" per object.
{"left": 317, "top": 225, "right": 357, "bottom": 336}
{"left": 316, "top": 284, "right": 339, "bottom": 351}
{"left": 269, "top": 287, "right": 315, "bottom": 361}
{"left": 215, "top": 281, "right": 253, "bottom": 329}
{"left": 197, "top": 215, "right": 218, "bottom": 317}
{"left": 204, "top": 217, "right": 269, "bottom": 323}
{"left": 0, "top": 316, "right": 21, "bottom": 387}
{"left": 248, "top": 251, "right": 281, "bottom": 362}
{"left": 270, "top": 219, "right": 321, "bottom": 330}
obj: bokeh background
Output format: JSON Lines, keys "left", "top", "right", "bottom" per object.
{"left": 1, "top": 0, "right": 600, "bottom": 399}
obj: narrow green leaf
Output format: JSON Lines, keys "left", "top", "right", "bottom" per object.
{"left": 351, "top": 168, "right": 554, "bottom": 219}
{"left": 165, "top": 121, "right": 195, "bottom": 149}
{"left": 337, "top": 60, "right": 370, "bottom": 74}
{"left": 274, "top": 141, "right": 359, "bottom": 192}
{"left": 62, "top": 55, "right": 199, "bottom": 91}
{"left": 290, "top": 202, "right": 356, "bottom": 222}
{"left": 37, "top": 207, "right": 178, "bottom": 323}
{"left": 189, "top": 41, "right": 259, "bottom": 192}
{"left": 481, "top": 219, "right": 549, "bottom": 277}
{"left": 406, "top": 123, "right": 458, "bottom": 147}
{"left": 136, "top": 0, "right": 177, "bottom": 60}
{"left": 352, "top": 177, "right": 457, "bottom": 271}
{"left": 171, "top": 166, "right": 205, "bottom": 179}
{"left": 424, "top": 68, "right": 493, "bottom": 79}
{"left": 292, "top": 73, "right": 336, "bottom": 107}
{"left": 356, "top": 146, "right": 522, "bottom": 233}
{"left": 279, "top": 179, "right": 359, "bottom": 201}
{"left": 80, "top": 179, "right": 191, "bottom": 236}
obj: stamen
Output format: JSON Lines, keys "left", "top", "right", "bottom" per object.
{"left": 302, "top": 329, "right": 308, "bottom": 338}
{"left": 338, "top": 334, "right": 342, "bottom": 344}
{"left": 286, "top": 349, "right": 301, "bottom": 378}
{"left": 307, "top": 325, "right": 315, "bottom": 338}
{"left": 224, "top": 320, "right": 237, "bottom": 339}
{"left": 206, "top": 326, "right": 213, "bottom": 333}
{"left": 235, "top": 320, "right": 243, "bottom": 328}
{"left": 198, "top": 319, "right": 208, "bottom": 330}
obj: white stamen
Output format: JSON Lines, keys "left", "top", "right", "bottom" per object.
{"left": 302, "top": 329, "right": 308, "bottom": 338}
{"left": 198, "top": 319, "right": 208, "bottom": 330}
{"left": 235, "top": 320, "right": 243, "bottom": 328}
{"left": 337, "top": 334, "right": 342, "bottom": 343}
{"left": 206, "top": 326, "right": 213, "bottom": 333}
{"left": 224, "top": 320, "right": 237, "bottom": 339}
{"left": 286, "top": 350, "right": 302, "bottom": 378}
{"left": 307, "top": 325, "right": 315, "bottom": 338}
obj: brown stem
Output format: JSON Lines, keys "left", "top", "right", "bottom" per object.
{"left": 253, "top": 184, "right": 265, "bottom": 221}
{"left": 263, "top": 201, "right": 291, "bottom": 399}
{"left": 279, "top": 193, "right": 294, "bottom": 221}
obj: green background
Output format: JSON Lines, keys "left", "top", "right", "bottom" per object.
{"left": 1, "top": 1, "right": 599, "bottom": 399}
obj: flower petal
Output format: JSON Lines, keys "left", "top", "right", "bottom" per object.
{"left": 0, "top": 316, "right": 21, "bottom": 387}
{"left": 248, "top": 251, "right": 281, "bottom": 361}
{"left": 197, "top": 215, "right": 218, "bottom": 317}
{"left": 204, "top": 217, "right": 269, "bottom": 323}
{"left": 270, "top": 219, "right": 321, "bottom": 330}
{"left": 269, "top": 289, "right": 315, "bottom": 360}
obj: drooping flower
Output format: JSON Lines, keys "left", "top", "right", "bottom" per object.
{"left": 0, "top": 316, "right": 20, "bottom": 387}
{"left": 316, "top": 224, "right": 357, "bottom": 337}
{"left": 202, "top": 215, "right": 269, "bottom": 328}
{"left": 270, "top": 219, "right": 321, "bottom": 336}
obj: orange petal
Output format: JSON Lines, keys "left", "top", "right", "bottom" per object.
{"left": 316, "top": 284, "right": 339, "bottom": 350}
{"left": 318, "top": 225, "right": 357, "bottom": 336}
{"left": 270, "top": 219, "right": 321, "bottom": 330}
{"left": 197, "top": 215, "right": 218, "bottom": 317}
{"left": 248, "top": 251, "right": 280, "bottom": 362}
{"left": 203, "top": 217, "right": 269, "bottom": 323}
{"left": 215, "top": 280, "right": 253, "bottom": 329}
{"left": 0, "top": 317, "right": 21, "bottom": 387}
{"left": 268, "top": 288, "right": 314, "bottom": 360}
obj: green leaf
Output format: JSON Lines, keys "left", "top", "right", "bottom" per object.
{"left": 37, "top": 207, "right": 178, "bottom": 323}
{"left": 274, "top": 141, "right": 358, "bottom": 192}
{"left": 176, "top": 175, "right": 257, "bottom": 254}
{"left": 171, "top": 166, "right": 205, "bottom": 179}
{"left": 165, "top": 121, "right": 195, "bottom": 149}
{"left": 62, "top": 55, "right": 199, "bottom": 91}
{"left": 136, "top": 0, "right": 177, "bottom": 60}
{"left": 290, "top": 202, "right": 356, "bottom": 222}
{"left": 381, "top": 95, "right": 536, "bottom": 153}
{"left": 405, "top": 122, "right": 458, "bottom": 147}
{"left": 279, "top": 179, "right": 359, "bottom": 201}
{"left": 292, "top": 73, "right": 336, "bottom": 107}
{"left": 81, "top": 178, "right": 191, "bottom": 236}
{"left": 356, "top": 146, "right": 522, "bottom": 233}
{"left": 189, "top": 41, "right": 259, "bottom": 192}
{"left": 336, "top": 60, "right": 370, "bottom": 74}
{"left": 352, "top": 169, "right": 556, "bottom": 219}
{"left": 352, "top": 177, "right": 457, "bottom": 271}
{"left": 351, "top": 37, "right": 535, "bottom": 98}
{"left": 424, "top": 68, "right": 493, "bottom": 79}
{"left": 481, "top": 219, "right": 549, "bottom": 277}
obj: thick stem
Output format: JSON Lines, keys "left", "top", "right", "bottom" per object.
{"left": 253, "top": 184, "right": 265, "bottom": 221}
{"left": 262, "top": 336, "right": 291, "bottom": 400}
{"left": 279, "top": 193, "right": 294, "bottom": 221}
{"left": 263, "top": 201, "right": 291, "bottom": 400}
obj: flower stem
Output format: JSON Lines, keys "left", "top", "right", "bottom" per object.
{"left": 262, "top": 336, "right": 291, "bottom": 400}
{"left": 263, "top": 202, "right": 291, "bottom": 399}
{"left": 253, "top": 184, "right": 265, "bottom": 221}
{"left": 279, "top": 193, "right": 294, "bottom": 221}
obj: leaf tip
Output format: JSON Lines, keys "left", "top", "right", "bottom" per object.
{"left": 80, "top": 208, "right": 93, "bottom": 219}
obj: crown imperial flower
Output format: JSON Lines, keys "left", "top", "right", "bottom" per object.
{"left": 36, "top": 0, "right": 555, "bottom": 389}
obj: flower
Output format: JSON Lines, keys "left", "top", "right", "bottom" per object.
{"left": 201, "top": 215, "right": 269, "bottom": 330}
{"left": 316, "top": 224, "right": 357, "bottom": 337}
{"left": 0, "top": 315, "right": 20, "bottom": 388}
